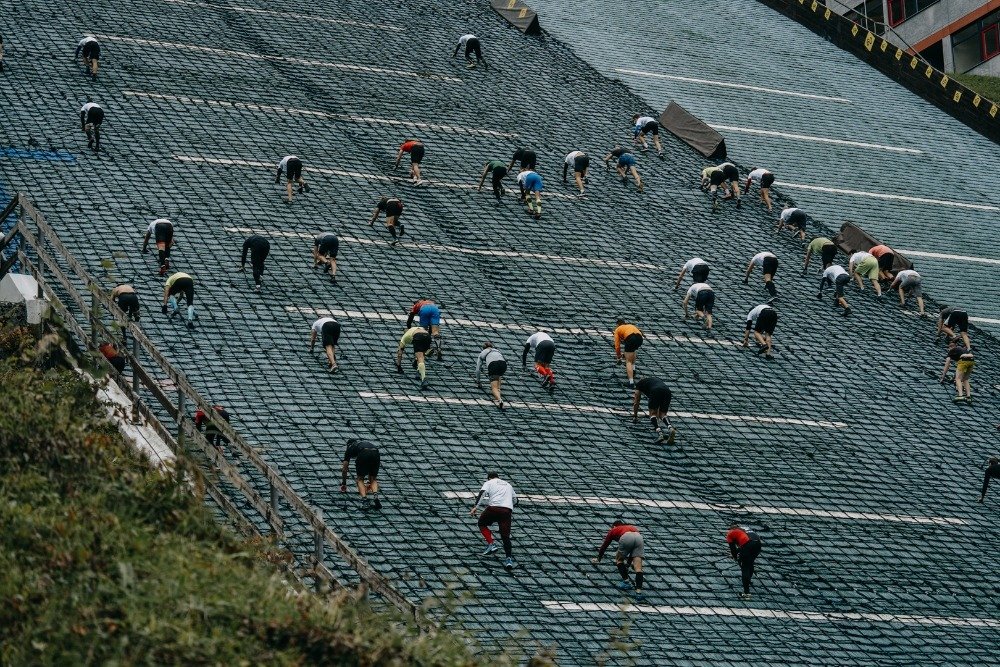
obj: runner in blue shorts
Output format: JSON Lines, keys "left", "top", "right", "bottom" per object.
{"left": 517, "top": 170, "right": 544, "bottom": 218}
{"left": 604, "top": 146, "right": 642, "bottom": 191}
{"left": 407, "top": 298, "right": 443, "bottom": 359}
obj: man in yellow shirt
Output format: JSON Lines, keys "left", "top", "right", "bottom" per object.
{"left": 396, "top": 326, "right": 431, "bottom": 390}
{"left": 162, "top": 272, "right": 195, "bottom": 330}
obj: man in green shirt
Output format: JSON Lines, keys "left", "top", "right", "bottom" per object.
{"left": 477, "top": 160, "right": 509, "bottom": 202}
{"left": 396, "top": 326, "right": 432, "bottom": 390}
{"left": 161, "top": 271, "right": 196, "bottom": 329}
{"left": 802, "top": 236, "right": 837, "bottom": 274}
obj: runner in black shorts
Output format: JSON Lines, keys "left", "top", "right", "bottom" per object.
{"left": 614, "top": 320, "right": 644, "bottom": 388}
{"left": 312, "top": 232, "right": 339, "bottom": 281}
{"left": 631, "top": 115, "right": 663, "bottom": 155}
{"left": 701, "top": 166, "right": 735, "bottom": 212}
{"left": 523, "top": 331, "right": 556, "bottom": 389}
{"left": 743, "top": 304, "right": 778, "bottom": 359}
{"left": 509, "top": 147, "right": 537, "bottom": 172}
{"left": 141, "top": 217, "right": 175, "bottom": 275}
{"left": 396, "top": 140, "right": 425, "bottom": 183}
{"left": 275, "top": 155, "right": 308, "bottom": 203}
{"left": 453, "top": 34, "right": 487, "bottom": 68}
{"left": 562, "top": 150, "right": 590, "bottom": 195}
{"left": 632, "top": 376, "right": 675, "bottom": 444}
{"left": 745, "top": 251, "right": 779, "bottom": 297}
{"left": 937, "top": 305, "right": 971, "bottom": 349}
{"left": 80, "top": 101, "right": 104, "bottom": 152}
{"left": 397, "top": 326, "right": 431, "bottom": 389}
{"left": 340, "top": 439, "right": 382, "bottom": 510}
{"left": 370, "top": 196, "right": 405, "bottom": 244}
{"left": 776, "top": 207, "right": 807, "bottom": 240}
{"left": 682, "top": 282, "right": 715, "bottom": 330}
{"left": 719, "top": 162, "right": 742, "bottom": 209}
{"left": 75, "top": 36, "right": 100, "bottom": 79}
{"left": 111, "top": 284, "right": 140, "bottom": 322}
{"left": 478, "top": 160, "right": 509, "bottom": 201}
{"left": 476, "top": 342, "right": 508, "bottom": 409}
{"left": 162, "top": 271, "right": 196, "bottom": 329}
{"left": 240, "top": 234, "right": 270, "bottom": 291}
{"left": 745, "top": 168, "right": 775, "bottom": 211}
{"left": 309, "top": 316, "right": 341, "bottom": 372}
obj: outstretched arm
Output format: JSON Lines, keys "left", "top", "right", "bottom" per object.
{"left": 309, "top": 329, "right": 317, "bottom": 351}
{"left": 240, "top": 240, "right": 250, "bottom": 268}
{"left": 469, "top": 489, "right": 486, "bottom": 515}
{"left": 562, "top": 162, "right": 568, "bottom": 182}
{"left": 274, "top": 166, "right": 282, "bottom": 184}
{"left": 394, "top": 148, "right": 403, "bottom": 168}
{"left": 631, "top": 389, "right": 641, "bottom": 421}
{"left": 141, "top": 230, "right": 151, "bottom": 253}
{"left": 477, "top": 164, "right": 490, "bottom": 191}
{"left": 340, "top": 460, "right": 350, "bottom": 490}
{"left": 522, "top": 343, "right": 530, "bottom": 369}
{"left": 369, "top": 207, "right": 382, "bottom": 225}
{"left": 673, "top": 268, "right": 686, "bottom": 290}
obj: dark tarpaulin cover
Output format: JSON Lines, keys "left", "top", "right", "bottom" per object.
{"left": 490, "top": 0, "right": 541, "bottom": 35}
{"left": 659, "top": 102, "right": 727, "bottom": 160}
{"left": 833, "top": 222, "right": 913, "bottom": 272}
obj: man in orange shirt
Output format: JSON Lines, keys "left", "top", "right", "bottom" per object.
{"left": 726, "top": 524, "right": 763, "bottom": 599}
{"left": 592, "top": 519, "right": 645, "bottom": 598}
{"left": 867, "top": 244, "right": 896, "bottom": 281}
{"left": 613, "top": 319, "right": 644, "bottom": 388}
{"left": 395, "top": 139, "right": 425, "bottom": 184}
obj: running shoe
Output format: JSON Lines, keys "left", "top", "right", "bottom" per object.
{"left": 739, "top": 593, "right": 752, "bottom": 600}
{"left": 373, "top": 496, "right": 382, "bottom": 510}
{"left": 616, "top": 580, "right": 634, "bottom": 591}
{"left": 503, "top": 557, "right": 515, "bottom": 571}
{"left": 483, "top": 542, "right": 500, "bottom": 555}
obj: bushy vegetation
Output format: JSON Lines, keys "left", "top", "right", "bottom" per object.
{"left": 953, "top": 73, "right": 1000, "bottom": 105}
{"left": 0, "top": 321, "right": 543, "bottom": 666}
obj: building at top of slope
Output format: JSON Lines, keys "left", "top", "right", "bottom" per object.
{"left": 829, "top": 0, "right": 1000, "bottom": 76}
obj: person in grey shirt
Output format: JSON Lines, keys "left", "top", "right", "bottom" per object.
{"left": 476, "top": 341, "right": 508, "bottom": 410}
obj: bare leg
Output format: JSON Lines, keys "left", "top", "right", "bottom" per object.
{"left": 490, "top": 378, "right": 502, "bottom": 403}
{"left": 624, "top": 351, "right": 636, "bottom": 383}
{"left": 285, "top": 181, "right": 293, "bottom": 202}
{"left": 324, "top": 344, "right": 337, "bottom": 370}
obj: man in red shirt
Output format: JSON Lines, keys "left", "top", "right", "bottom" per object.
{"left": 867, "top": 244, "right": 896, "bottom": 282}
{"left": 592, "top": 519, "right": 645, "bottom": 598}
{"left": 726, "top": 524, "right": 762, "bottom": 599}
{"left": 395, "top": 139, "right": 425, "bottom": 184}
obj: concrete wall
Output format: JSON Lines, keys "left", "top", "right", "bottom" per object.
{"left": 890, "top": 0, "right": 985, "bottom": 45}
{"left": 969, "top": 51, "right": 1000, "bottom": 74}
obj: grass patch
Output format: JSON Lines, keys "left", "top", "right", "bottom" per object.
{"left": 0, "top": 321, "right": 550, "bottom": 665}
{"left": 952, "top": 73, "right": 1000, "bottom": 105}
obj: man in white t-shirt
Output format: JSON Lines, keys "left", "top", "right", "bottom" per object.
{"left": 744, "top": 167, "right": 775, "bottom": 211}
{"left": 682, "top": 282, "right": 715, "bottom": 329}
{"left": 743, "top": 251, "right": 778, "bottom": 298}
{"left": 522, "top": 331, "right": 556, "bottom": 389}
{"left": 848, "top": 250, "right": 882, "bottom": 296}
{"left": 776, "top": 207, "right": 807, "bottom": 241}
{"left": 631, "top": 114, "right": 663, "bottom": 155}
{"left": 817, "top": 264, "right": 853, "bottom": 317}
{"left": 674, "top": 257, "right": 710, "bottom": 289}
{"left": 742, "top": 304, "right": 778, "bottom": 359}
{"left": 890, "top": 269, "right": 925, "bottom": 316}
{"left": 562, "top": 150, "right": 590, "bottom": 195}
{"left": 470, "top": 472, "right": 517, "bottom": 570}
{"left": 275, "top": 155, "right": 308, "bottom": 204}
{"left": 141, "top": 218, "right": 174, "bottom": 275}
{"left": 453, "top": 33, "right": 487, "bottom": 68}
{"left": 309, "top": 317, "right": 340, "bottom": 372}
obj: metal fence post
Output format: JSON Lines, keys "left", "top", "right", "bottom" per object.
{"left": 89, "top": 290, "right": 99, "bottom": 347}
{"left": 131, "top": 334, "right": 141, "bottom": 421}
{"left": 176, "top": 392, "right": 185, "bottom": 449}
{"left": 30, "top": 204, "right": 43, "bottom": 297}
{"left": 269, "top": 479, "right": 278, "bottom": 527}
{"left": 313, "top": 508, "right": 324, "bottom": 593}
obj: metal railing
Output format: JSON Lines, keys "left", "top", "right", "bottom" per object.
{"left": 0, "top": 192, "right": 425, "bottom": 627}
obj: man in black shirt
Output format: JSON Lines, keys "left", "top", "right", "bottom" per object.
{"left": 980, "top": 457, "right": 1000, "bottom": 503}
{"left": 508, "top": 148, "right": 537, "bottom": 172}
{"left": 370, "top": 196, "right": 405, "bottom": 244}
{"left": 340, "top": 439, "right": 381, "bottom": 509}
{"left": 940, "top": 337, "right": 968, "bottom": 384}
{"left": 239, "top": 234, "right": 270, "bottom": 291}
{"left": 937, "top": 305, "right": 971, "bottom": 349}
{"left": 631, "top": 377, "right": 675, "bottom": 444}
{"left": 312, "top": 233, "right": 339, "bottom": 282}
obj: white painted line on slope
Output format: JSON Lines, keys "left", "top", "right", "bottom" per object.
{"left": 441, "top": 491, "right": 966, "bottom": 525}
{"left": 288, "top": 306, "right": 737, "bottom": 349}
{"left": 895, "top": 249, "right": 1000, "bottom": 266}
{"left": 95, "top": 35, "right": 461, "bottom": 82}
{"left": 125, "top": 91, "right": 518, "bottom": 137}
{"left": 358, "top": 391, "right": 847, "bottom": 429}
{"left": 162, "top": 0, "right": 403, "bottom": 30}
{"left": 224, "top": 226, "right": 661, "bottom": 270}
{"left": 776, "top": 181, "right": 1000, "bottom": 212}
{"left": 970, "top": 316, "right": 1000, "bottom": 325}
{"left": 175, "top": 155, "right": 578, "bottom": 198}
{"left": 613, "top": 68, "right": 851, "bottom": 103}
{"left": 541, "top": 602, "right": 998, "bottom": 628}
{"left": 708, "top": 125, "right": 922, "bottom": 154}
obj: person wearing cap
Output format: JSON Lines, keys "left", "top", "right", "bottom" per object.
{"left": 395, "top": 139, "right": 425, "bottom": 184}
{"left": 744, "top": 167, "right": 774, "bottom": 211}
{"left": 396, "top": 326, "right": 431, "bottom": 390}
{"left": 817, "top": 264, "right": 853, "bottom": 317}
{"left": 674, "top": 257, "right": 710, "bottom": 289}
{"left": 742, "top": 304, "right": 777, "bottom": 359}
{"left": 476, "top": 341, "right": 507, "bottom": 409}
{"left": 111, "top": 284, "right": 140, "bottom": 321}
{"left": 605, "top": 146, "right": 642, "bottom": 192}
{"left": 162, "top": 271, "right": 196, "bottom": 329}
{"left": 726, "top": 524, "right": 763, "bottom": 599}
{"left": 275, "top": 155, "right": 308, "bottom": 203}
{"left": 937, "top": 306, "right": 971, "bottom": 349}
{"left": 477, "top": 159, "right": 509, "bottom": 202}
{"left": 803, "top": 236, "right": 837, "bottom": 274}
{"left": 867, "top": 244, "right": 896, "bottom": 281}
{"left": 775, "top": 207, "right": 807, "bottom": 241}
{"left": 239, "top": 234, "right": 270, "bottom": 291}
{"left": 312, "top": 233, "right": 339, "bottom": 282}
{"left": 522, "top": 331, "right": 556, "bottom": 389}
{"left": 682, "top": 282, "right": 714, "bottom": 330}
{"left": 309, "top": 316, "right": 340, "bottom": 373}
{"left": 889, "top": 268, "right": 925, "bottom": 316}
{"left": 592, "top": 520, "right": 645, "bottom": 598}
{"left": 562, "top": 150, "right": 590, "bottom": 195}
{"left": 470, "top": 472, "right": 517, "bottom": 571}
{"left": 979, "top": 457, "right": 1000, "bottom": 503}
{"left": 848, "top": 250, "right": 882, "bottom": 296}
{"left": 195, "top": 405, "right": 230, "bottom": 447}
{"left": 340, "top": 439, "right": 381, "bottom": 510}
{"left": 631, "top": 376, "right": 675, "bottom": 444}
{"left": 141, "top": 217, "right": 175, "bottom": 275}
{"left": 743, "top": 251, "right": 778, "bottom": 298}
{"left": 631, "top": 114, "right": 663, "bottom": 155}
{"left": 453, "top": 33, "right": 487, "bottom": 68}
{"left": 613, "top": 319, "right": 644, "bottom": 388}
{"left": 407, "top": 298, "right": 443, "bottom": 360}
